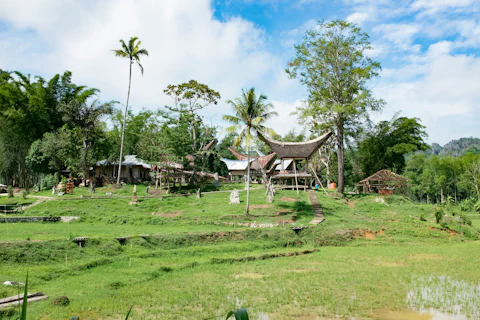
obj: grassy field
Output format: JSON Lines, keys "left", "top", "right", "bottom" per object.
{"left": 0, "top": 186, "right": 479, "bottom": 319}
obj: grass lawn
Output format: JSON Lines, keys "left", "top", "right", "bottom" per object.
{"left": 0, "top": 187, "right": 479, "bottom": 319}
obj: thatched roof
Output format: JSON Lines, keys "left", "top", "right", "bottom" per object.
{"left": 257, "top": 131, "right": 333, "bottom": 159}
{"left": 202, "top": 139, "right": 218, "bottom": 151}
{"left": 358, "top": 169, "right": 408, "bottom": 184}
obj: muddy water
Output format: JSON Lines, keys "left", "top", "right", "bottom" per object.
{"left": 247, "top": 276, "right": 479, "bottom": 319}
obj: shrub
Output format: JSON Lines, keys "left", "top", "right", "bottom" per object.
{"left": 40, "top": 174, "right": 57, "bottom": 191}
{"left": 458, "top": 213, "right": 472, "bottom": 226}
{"left": 7, "top": 186, "right": 13, "bottom": 198}
{"left": 434, "top": 207, "right": 444, "bottom": 224}
{"left": 54, "top": 296, "right": 70, "bottom": 306}
{"left": 419, "top": 212, "right": 427, "bottom": 222}
{"left": 21, "top": 189, "right": 28, "bottom": 199}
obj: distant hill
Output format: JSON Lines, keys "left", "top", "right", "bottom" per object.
{"left": 427, "top": 137, "right": 480, "bottom": 156}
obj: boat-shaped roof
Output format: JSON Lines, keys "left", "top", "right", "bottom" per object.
{"left": 258, "top": 131, "right": 332, "bottom": 159}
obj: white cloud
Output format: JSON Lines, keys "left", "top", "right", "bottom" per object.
{"left": 346, "top": 12, "right": 370, "bottom": 26}
{"left": 375, "top": 48, "right": 480, "bottom": 143}
{"left": 0, "top": 0, "right": 301, "bottom": 135}
{"left": 410, "top": 0, "right": 476, "bottom": 16}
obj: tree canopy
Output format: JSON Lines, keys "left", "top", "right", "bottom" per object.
{"left": 287, "top": 20, "right": 385, "bottom": 193}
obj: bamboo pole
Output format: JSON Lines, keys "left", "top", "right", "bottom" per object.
{"left": 309, "top": 164, "right": 328, "bottom": 195}
{"left": 293, "top": 159, "right": 299, "bottom": 195}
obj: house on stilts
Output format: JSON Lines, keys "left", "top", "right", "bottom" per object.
{"left": 258, "top": 131, "right": 333, "bottom": 191}
{"left": 220, "top": 147, "right": 277, "bottom": 183}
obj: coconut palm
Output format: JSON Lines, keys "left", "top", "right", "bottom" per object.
{"left": 112, "top": 37, "right": 149, "bottom": 185}
{"left": 223, "top": 88, "right": 278, "bottom": 215}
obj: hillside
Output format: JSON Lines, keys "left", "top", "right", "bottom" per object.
{"left": 429, "top": 137, "right": 480, "bottom": 156}
{"left": 0, "top": 187, "right": 479, "bottom": 319}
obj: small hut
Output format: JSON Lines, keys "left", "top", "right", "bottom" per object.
{"left": 93, "top": 155, "right": 152, "bottom": 183}
{"left": 357, "top": 169, "right": 408, "bottom": 195}
{"left": 258, "top": 131, "right": 332, "bottom": 191}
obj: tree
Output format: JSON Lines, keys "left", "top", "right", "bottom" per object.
{"left": 357, "top": 115, "right": 428, "bottom": 177}
{"left": 164, "top": 80, "right": 220, "bottom": 152}
{"left": 112, "top": 36, "right": 149, "bottom": 185}
{"left": 61, "top": 99, "right": 115, "bottom": 186}
{"left": 223, "top": 88, "right": 277, "bottom": 215}
{"left": 287, "top": 20, "right": 385, "bottom": 193}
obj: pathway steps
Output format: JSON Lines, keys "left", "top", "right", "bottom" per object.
{"left": 308, "top": 190, "right": 325, "bottom": 225}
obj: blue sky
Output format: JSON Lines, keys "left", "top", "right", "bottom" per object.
{"left": 0, "top": 0, "right": 479, "bottom": 144}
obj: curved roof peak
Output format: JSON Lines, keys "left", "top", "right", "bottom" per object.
{"left": 257, "top": 131, "right": 333, "bottom": 159}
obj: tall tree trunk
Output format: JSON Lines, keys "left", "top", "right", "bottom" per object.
{"left": 83, "top": 133, "right": 88, "bottom": 187}
{"left": 117, "top": 59, "right": 133, "bottom": 185}
{"left": 336, "top": 115, "right": 345, "bottom": 194}
{"left": 245, "top": 138, "right": 250, "bottom": 215}
{"left": 192, "top": 121, "right": 197, "bottom": 153}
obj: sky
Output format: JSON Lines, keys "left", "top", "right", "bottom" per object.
{"left": 0, "top": 0, "right": 479, "bottom": 145}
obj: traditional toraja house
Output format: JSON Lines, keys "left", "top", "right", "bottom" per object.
{"left": 268, "top": 159, "right": 293, "bottom": 176}
{"left": 93, "top": 155, "right": 152, "bottom": 183}
{"left": 221, "top": 147, "right": 277, "bottom": 181}
{"left": 258, "top": 131, "right": 333, "bottom": 191}
{"left": 186, "top": 139, "right": 218, "bottom": 166}
{"left": 357, "top": 169, "right": 409, "bottom": 195}
{"left": 220, "top": 158, "right": 254, "bottom": 181}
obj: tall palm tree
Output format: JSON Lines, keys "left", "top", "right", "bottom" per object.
{"left": 112, "top": 37, "right": 149, "bottom": 185}
{"left": 223, "top": 88, "right": 278, "bottom": 215}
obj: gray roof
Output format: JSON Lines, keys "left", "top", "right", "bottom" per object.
{"left": 220, "top": 158, "right": 254, "bottom": 171}
{"left": 96, "top": 155, "right": 151, "bottom": 169}
{"left": 273, "top": 159, "right": 293, "bottom": 171}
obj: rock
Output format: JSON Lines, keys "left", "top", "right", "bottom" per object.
{"left": 52, "top": 186, "right": 56, "bottom": 195}
{"left": 130, "top": 185, "right": 139, "bottom": 205}
{"left": 230, "top": 189, "right": 240, "bottom": 204}
{"left": 57, "top": 192, "right": 65, "bottom": 196}
{"left": 105, "top": 192, "right": 112, "bottom": 196}
{"left": 196, "top": 188, "right": 201, "bottom": 199}
{"left": 214, "top": 172, "right": 220, "bottom": 187}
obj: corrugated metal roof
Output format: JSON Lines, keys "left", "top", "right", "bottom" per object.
{"left": 96, "top": 155, "right": 151, "bottom": 169}
{"left": 274, "top": 159, "right": 293, "bottom": 171}
{"left": 220, "top": 158, "right": 254, "bottom": 171}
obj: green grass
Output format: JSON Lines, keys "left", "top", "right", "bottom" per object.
{"left": 0, "top": 196, "right": 37, "bottom": 205}
{"left": 0, "top": 189, "right": 479, "bottom": 319}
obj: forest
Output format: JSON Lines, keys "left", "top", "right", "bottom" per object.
{"left": 1, "top": 67, "right": 479, "bottom": 208}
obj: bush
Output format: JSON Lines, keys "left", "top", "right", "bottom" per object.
{"left": 458, "top": 213, "right": 472, "bottom": 226}
{"left": 21, "top": 189, "right": 28, "bottom": 199}
{"left": 54, "top": 296, "right": 70, "bottom": 306}
{"left": 434, "top": 207, "right": 444, "bottom": 224}
{"left": 419, "top": 212, "right": 427, "bottom": 222}
{"left": 7, "top": 186, "right": 13, "bottom": 198}
{"left": 40, "top": 174, "right": 58, "bottom": 191}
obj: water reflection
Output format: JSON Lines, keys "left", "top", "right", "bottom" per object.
{"left": 407, "top": 276, "right": 479, "bottom": 319}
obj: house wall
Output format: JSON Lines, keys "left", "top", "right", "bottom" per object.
{"left": 95, "top": 165, "right": 151, "bottom": 182}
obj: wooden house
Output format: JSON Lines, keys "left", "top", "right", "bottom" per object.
{"left": 93, "top": 155, "right": 152, "bottom": 183}
{"left": 258, "top": 131, "right": 333, "bottom": 191}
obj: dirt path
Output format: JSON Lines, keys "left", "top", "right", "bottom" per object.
{"left": 20, "top": 197, "right": 54, "bottom": 211}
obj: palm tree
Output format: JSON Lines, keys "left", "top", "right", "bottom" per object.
{"left": 223, "top": 88, "right": 278, "bottom": 215}
{"left": 112, "top": 37, "right": 149, "bottom": 185}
